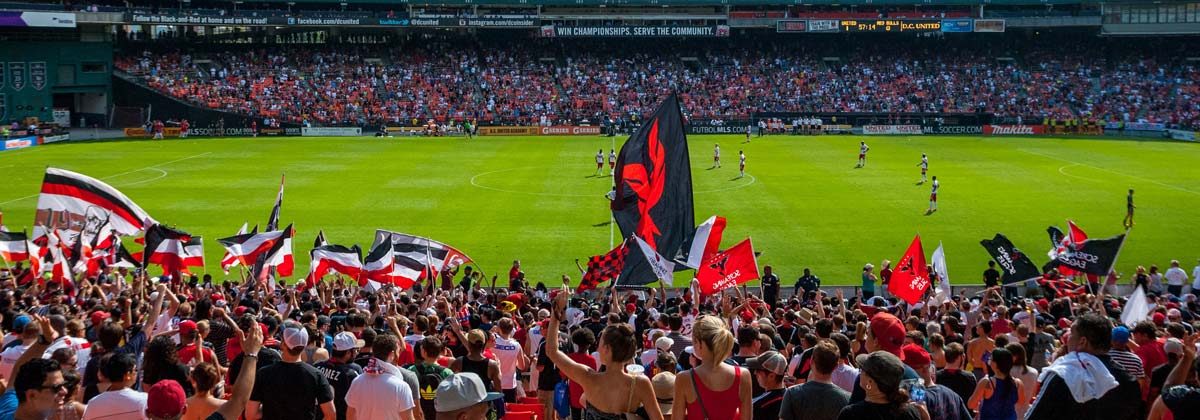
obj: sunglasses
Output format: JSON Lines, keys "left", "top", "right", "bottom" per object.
{"left": 37, "top": 382, "right": 67, "bottom": 392}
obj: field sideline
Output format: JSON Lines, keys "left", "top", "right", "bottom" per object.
{"left": 0, "top": 134, "right": 1197, "bottom": 287}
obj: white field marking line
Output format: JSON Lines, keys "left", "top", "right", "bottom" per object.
{"left": 0, "top": 152, "right": 212, "bottom": 206}
{"left": 1057, "top": 164, "right": 1103, "bottom": 183}
{"left": 1019, "top": 149, "right": 1200, "bottom": 196}
{"left": 468, "top": 166, "right": 757, "bottom": 197}
{"left": 114, "top": 168, "right": 168, "bottom": 187}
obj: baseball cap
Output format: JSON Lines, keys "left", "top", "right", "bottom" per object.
{"left": 1153, "top": 312, "right": 1166, "bottom": 325}
{"left": 869, "top": 312, "right": 906, "bottom": 357}
{"left": 900, "top": 344, "right": 932, "bottom": 368}
{"left": 178, "top": 320, "right": 197, "bottom": 338}
{"left": 282, "top": 325, "right": 309, "bottom": 349}
{"left": 146, "top": 380, "right": 187, "bottom": 418}
{"left": 856, "top": 351, "right": 905, "bottom": 387}
{"left": 90, "top": 311, "right": 111, "bottom": 326}
{"left": 333, "top": 332, "right": 365, "bottom": 352}
{"left": 12, "top": 315, "right": 31, "bottom": 332}
{"left": 1165, "top": 338, "right": 1184, "bottom": 356}
{"left": 626, "top": 303, "right": 637, "bottom": 313}
{"left": 655, "top": 336, "right": 675, "bottom": 352}
{"left": 467, "top": 329, "right": 487, "bottom": 346}
{"left": 434, "top": 372, "right": 504, "bottom": 413}
{"left": 746, "top": 350, "right": 788, "bottom": 376}
{"left": 652, "top": 372, "right": 676, "bottom": 415}
{"left": 499, "top": 301, "right": 517, "bottom": 313}
{"left": 1112, "top": 325, "right": 1131, "bottom": 344}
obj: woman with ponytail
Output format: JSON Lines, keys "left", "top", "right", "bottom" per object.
{"left": 672, "top": 315, "right": 752, "bottom": 420}
{"left": 838, "top": 351, "right": 929, "bottom": 420}
{"left": 969, "top": 347, "right": 1024, "bottom": 420}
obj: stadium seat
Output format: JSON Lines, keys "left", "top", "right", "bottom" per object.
{"left": 517, "top": 396, "right": 541, "bottom": 404}
{"left": 506, "top": 403, "right": 544, "bottom": 420}
{"left": 503, "top": 410, "right": 537, "bottom": 420}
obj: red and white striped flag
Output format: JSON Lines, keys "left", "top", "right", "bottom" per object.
{"left": 34, "top": 168, "right": 155, "bottom": 238}
{"left": 0, "top": 231, "right": 29, "bottom": 262}
{"left": 181, "top": 236, "right": 204, "bottom": 275}
{"left": 220, "top": 223, "right": 250, "bottom": 273}
{"left": 258, "top": 223, "right": 294, "bottom": 280}
{"left": 680, "top": 215, "right": 726, "bottom": 269}
{"left": 142, "top": 224, "right": 192, "bottom": 274}
{"left": 361, "top": 235, "right": 397, "bottom": 291}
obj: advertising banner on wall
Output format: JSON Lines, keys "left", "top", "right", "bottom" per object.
{"left": 302, "top": 127, "right": 362, "bottom": 136}
{"left": 941, "top": 19, "right": 974, "bottom": 32}
{"left": 405, "top": 14, "right": 538, "bottom": 27}
{"left": 540, "top": 126, "right": 602, "bottom": 135}
{"left": 479, "top": 126, "right": 540, "bottom": 136}
{"left": 807, "top": 19, "right": 840, "bottom": 32}
{"left": 540, "top": 25, "right": 730, "bottom": 37}
{"left": 863, "top": 125, "right": 923, "bottom": 135}
{"left": 0, "top": 12, "right": 75, "bottom": 28}
{"left": 922, "top": 125, "right": 982, "bottom": 135}
{"left": 974, "top": 19, "right": 1006, "bottom": 33}
{"left": 776, "top": 20, "right": 807, "bottom": 33}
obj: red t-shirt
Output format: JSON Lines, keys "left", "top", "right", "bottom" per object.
{"left": 991, "top": 318, "right": 1012, "bottom": 338}
{"left": 1135, "top": 339, "right": 1167, "bottom": 374}
{"left": 178, "top": 343, "right": 216, "bottom": 366}
{"left": 563, "top": 353, "right": 597, "bottom": 408}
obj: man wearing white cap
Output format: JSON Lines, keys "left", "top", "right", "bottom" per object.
{"left": 315, "top": 332, "right": 366, "bottom": 420}
{"left": 640, "top": 336, "right": 674, "bottom": 367}
{"left": 434, "top": 372, "right": 503, "bottom": 420}
{"left": 748, "top": 351, "right": 788, "bottom": 420}
{"left": 247, "top": 324, "right": 335, "bottom": 420}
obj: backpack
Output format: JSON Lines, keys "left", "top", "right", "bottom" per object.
{"left": 412, "top": 363, "right": 448, "bottom": 420}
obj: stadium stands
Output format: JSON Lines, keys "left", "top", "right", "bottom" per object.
{"left": 114, "top": 35, "right": 1200, "bottom": 130}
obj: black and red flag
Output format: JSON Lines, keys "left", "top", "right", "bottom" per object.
{"left": 888, "top": 235, "right": 930, "bottom": 305}
{"left": 611, "top": 94, "right": 694, "bottom": 286}
{"left": 305, "top": 244, "right": 362, "bottom": 290}
{"left": 578, "top": 239, "right": 628, "bottom": 293}
{"left": 142, "top": 224, "right": 193, "bottom": 274}
{"left": 34, "top": 168, "right": 155, "bottom": 238}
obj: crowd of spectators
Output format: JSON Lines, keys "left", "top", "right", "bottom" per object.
{"left": 1, "top": 253, "right": 1200, "bottom": 420}
{"left": 115, "top": 35, "right": 1200, "bottom": 129}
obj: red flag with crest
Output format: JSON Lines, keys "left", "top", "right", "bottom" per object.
{"left": 888, "top": 235, "right": 930, "bottom": 305}
{"left": 695, "top": 238, "right": 759, "bottom": 295}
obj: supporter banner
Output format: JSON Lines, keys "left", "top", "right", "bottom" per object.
{"left": 0, "top": 11, "right": 76, "bottom": 28}
{"left": 29, "top": 62, "right": 45, "bottom": 91}
{"left": 983, "top": 125, "right": 1045, "bottom": 135}
{"left": 9, "top": 62, "right": 24, "bottom": 91}
{"left": 128, "top": 13, "right": 282, "bottom": 26}
{"left": 807, "top": 19, "right": 840, "bottom": 32}
{"left": 974, "top": 19, "right": 1006, "bottom": 33}
{"left": 941, "top": 19, "right": 973, "bottom": 33}
{"left": 922, "top": 125, "right": 982, "bottom": 135}
{"left": 776, "top": 20, "right": 807, "bottom": 33}
{"left": 40, "top": 134, "right": 69, "bottom": 144}
{"left": 479, "top": 126, "right": 540, "bottom": 136}
{"left": 301, "top": 127, "right": 361, "bottom": 137}
{"left": 1, "top": 137, "right": 36, "bottom": 151}
{"left": 839, "top": 19, "right": 940, "bottom": 33}
{"left": 540, "top": 25, "right": 730, "bottom": 37}
{"left": 863, "top": 125, "right": 922, "bottom": 135}
{"left": 540, "top": 125, "right": 601, "bottom": 135}
{"left": 404, "top": 15, "right": 538, "bottom": 28}
{"left": 1105, "top": 121, "right": 1165, "bottom": 131}
{"left": 686, "top": 120, "right": 751, "bottom": 135}
{"left": 1166, "top": 129, "right": 1198, "bottom": 142}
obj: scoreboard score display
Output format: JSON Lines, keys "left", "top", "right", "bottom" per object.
{"left": 839, "top": 19, "right": 942, "bottom": 33}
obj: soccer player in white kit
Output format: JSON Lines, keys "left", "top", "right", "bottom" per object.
{"left": 608, "top": 149, "right": 617, "bottom": 175}
{"left": 917, "top": 153, "right": 929, "bottom": 183}
{"left": 746, "top": 125, "right": 752, "bottom": 143}
{"left": 739, "top": 150, "right": 746, "bottom": 178}
{"left": 857, "top": 142, "right": 870, "bottom": 167}
{"left": 714, "top": 143, "right": 722, "bottom": 168}
{"left": 595, "top": 149, "right": 604, "bottom": 175}
{"left": 928, "top": 176, "right": 940, "bottom": 213}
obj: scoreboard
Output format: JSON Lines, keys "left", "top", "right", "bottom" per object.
{"left": 838, "top": 19, "right": 941, "bottom": 33}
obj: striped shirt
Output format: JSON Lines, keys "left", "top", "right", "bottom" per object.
{"left": 1109, "top": 349, "right": 1145, "bottom": 378}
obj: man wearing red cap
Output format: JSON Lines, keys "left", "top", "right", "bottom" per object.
{"left": 145, "top": 323, "right": 264, "bottom": 420}
{"left": 848, "top": 312, "right": 924, "bottom": 403}
{"left": 902, "top": 344, "right": 972, "bottom": 420}
{"left": 177, "top": 320, "right": 216, "bottom": 366}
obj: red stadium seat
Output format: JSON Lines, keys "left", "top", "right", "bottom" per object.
{"left": 517, "top": 397, "right": 541, "bottom": 404}
{"left": 504, "top": 410, "right": 537, "bottom": 420}
{"left": 506, "top": 403, "right": 544, "bottom": 420}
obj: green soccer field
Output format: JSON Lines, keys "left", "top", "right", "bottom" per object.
{"left": 1, "top": 134, "right": 1197, "bottom": 287}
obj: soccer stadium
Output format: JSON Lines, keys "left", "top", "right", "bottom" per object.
{"left": 0, "top": 1, "right": 1198, "bottom": 420}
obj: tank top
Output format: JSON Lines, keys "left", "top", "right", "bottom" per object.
{"left": 459, "top": 356, "right": 493, "bottom": 391}
{"left": 978, "top": 376, "right": 1018, "bottom": 420}
{"left": 686, "top": 367, "right": 742, "bottom": 420}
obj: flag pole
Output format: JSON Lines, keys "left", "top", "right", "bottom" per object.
{"left": 610, "top": 135, "right": 616, "bottom": 250}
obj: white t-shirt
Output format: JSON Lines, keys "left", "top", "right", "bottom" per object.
{"left": 1192, "top": 265, "right": 1200, "bottom": 289}
{"left": 0, "top": 342, "right": 30, "bottom": 381}
{"left": 921, "top": 157, "right": 929, "bottom": 170}
{"left": 640, "top": 349, "right": 660, "bottom": 366}
{"left": 1165, "top": 267, "right": 1188, "bottom": 286}
{"left": 492, "top": 334, "right": 523, "bottom": 390}
{"left": 81, "top": 387, "right": 148, "bottom": 420}
{"left": 345, "top": 360, "right": 416, "bottom": 420}
{"left": 931, "top": 180, "right": 940, "bottom": 194}
{"left": 714, "top": 146, "right": 720, "bottom": 158}
{"left": 830, "top": 363, "right": 860, "bottom": 393}
{"left": 596, "top": 153, "right": 604, "bottom": 164}
{"left": 403, "top": 334, "right": 426, "bottom": 352}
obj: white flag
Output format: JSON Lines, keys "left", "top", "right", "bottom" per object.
{"left": 634, "top": 235, "right": 675, "bottom": 284}
{"left": 930, "top": 242, "right": 952, "bottom": 306}
{"left": 1121, "top": 286, "right": 1150, "bottom": 327}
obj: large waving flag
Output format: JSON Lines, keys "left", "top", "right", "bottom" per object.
{"left": 633, "top": 235, "right": 675, "bottom": 284}
{"left": 372, "top": 230, "right": 473, "bottom": 288}
{"left": 266, "top": 174, "right": 284, "bottom": 232}
{"left": 34, "top": 168, "right": 155, "bottom": 238}
{"left": 143, "top": 224, "right": 192, "bottom": 274}
{"left": 0, "top": 231, "right": 29, "bottom": 262}
{"left": 980, "top": 234, "right": 1043, "bottom": 284}
{"left": 220, "top": 223, "right": 249, "bottom": 273}
{"left": 612, "top": 94, "right": 694, "bottom": 286}
{"left": 578, "top": 239, "right": 628, "bottom": 293}
{"left": 889, "top": 235, "right": 930, "bottom": 305}
{"left": 1121, "top": 286, "right": 1150, "bottom": 327}
{"left": 182, "top": 237, "right": 204, "bottom": 275}
{"left": 677, "top": 215, "right": 727, "bottom": 269}
{"left": 306, "top": 244, "right": 363, "bottom": 289}
{"left": 696, "top": 238, "right": 759, "bottom": 295}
